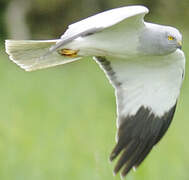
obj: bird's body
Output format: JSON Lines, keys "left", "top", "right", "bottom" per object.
{"left": 5, "top": 5, "right": 185, "bottom": 177}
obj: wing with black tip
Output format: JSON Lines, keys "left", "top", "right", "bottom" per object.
{"left": 94, "top": 49, "right": 185, "bottom": 177}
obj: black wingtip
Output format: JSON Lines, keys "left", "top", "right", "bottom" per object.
{"left": 110, "top": 152, "right": 116, "bottom": 162}
{"left": 110, "top": 146, "right": 121, "bottom": 162}
{"left": 109, "top": 140, "right": 126, "bottom": 162}
{"left": 110, "top": 104, "right": 177, "bottom": 177}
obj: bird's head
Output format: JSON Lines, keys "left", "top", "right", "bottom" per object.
{"left": 139, "top": 23, "right": 183, "bottom": 56}
{"left": 165, "top": 26, "right": 182, "bottom": 51}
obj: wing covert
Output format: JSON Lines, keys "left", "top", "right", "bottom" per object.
{"left": 49, "top": 6, "right": 148, "bottom": 53}
{"left": 65, "top": 6, "right": 148, "bottom": 37}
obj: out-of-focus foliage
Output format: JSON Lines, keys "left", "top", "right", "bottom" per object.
{"left": 26, "top": 0, "right": 189, "bottom": 38}
{"left": 0, "top": 0, "right": 8, "bottom": 40}
{"left": 2, "top": 0, "right": 189, "bottom": 39}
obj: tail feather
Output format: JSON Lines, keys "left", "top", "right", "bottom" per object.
{"left": 5, "top": 40, "right": 81, "bottom": 71}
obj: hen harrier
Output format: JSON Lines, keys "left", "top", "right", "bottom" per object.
{"left": 5, "top": 5, "right": 185, "bottom": 177}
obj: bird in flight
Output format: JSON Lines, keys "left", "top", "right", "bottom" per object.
{"left": 5, "top": 5, "right": 185, "bottom": 177}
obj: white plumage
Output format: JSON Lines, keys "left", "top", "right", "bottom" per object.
{"left": 64, "top": 6, "right": 148, "bottom": 37}
{"left": 5, "top": 5, "right": 185, "bottom": 177}
{"left": 106, "top": 50, "right": 184, "bottom": 125}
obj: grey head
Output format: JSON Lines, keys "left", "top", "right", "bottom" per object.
{"left": 139, "top": 22, "right": 182, "bottom": 56}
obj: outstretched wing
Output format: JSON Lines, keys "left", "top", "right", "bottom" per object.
{"left": 94, "top": 49, "right": 185, "bottom": 177}
{"left": 49, "top": 6, "right": 149, "bottom": 52}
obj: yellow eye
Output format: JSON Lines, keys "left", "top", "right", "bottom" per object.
{"left": 168, "top": 36, "right": 174, "bottom": 40}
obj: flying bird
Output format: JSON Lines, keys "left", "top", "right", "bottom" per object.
{"left": 5, "top": 5, "right": 185, "bottom": 177}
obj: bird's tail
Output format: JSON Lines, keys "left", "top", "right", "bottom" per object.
{"left": 5, "top": 40, "right": 82, "bottom": 71}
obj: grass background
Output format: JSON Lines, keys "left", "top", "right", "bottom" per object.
{"left": 0, "top": 33, "right": 189, "bottom": 180}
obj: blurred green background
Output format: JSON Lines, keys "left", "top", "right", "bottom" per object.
{"left": 0, "top": 0, "right": 189, "bottom": 180}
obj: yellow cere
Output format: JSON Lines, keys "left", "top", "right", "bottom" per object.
{"left": 168, "top": 36, "right": 174, "bottom": 41}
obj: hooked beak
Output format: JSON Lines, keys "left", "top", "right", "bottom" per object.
{"left": 177, "top": 41, "right": 182, "bottom": 49}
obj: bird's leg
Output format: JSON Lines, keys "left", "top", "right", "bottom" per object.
{"left": 58, "top": 48, "right": 79, "bottom": 57}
